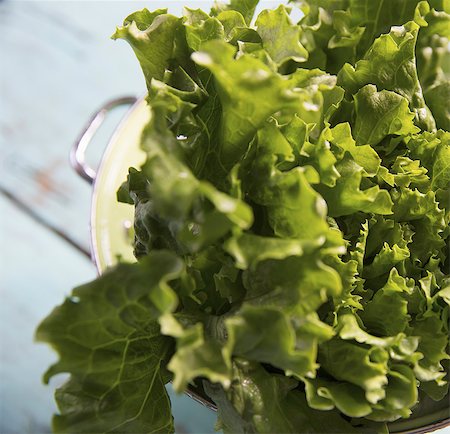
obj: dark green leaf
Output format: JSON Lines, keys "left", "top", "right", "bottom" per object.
{"left": 36, "top": 252, "right": 185, "bottom": 433}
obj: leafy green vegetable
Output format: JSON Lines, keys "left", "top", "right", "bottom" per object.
{"left": 255, "top": 5, "right": 308, "bottom": 65}
{"left": 112, "top": 11, "right": 181, "bottom": 87}
{"left": 36, "top": 252, "right": 182, "bottom": 433}
{"left": 353, "top": 85, "right": 420, "bottom": 146}
{"left": 38, "top": 1, "right": 450, "bottom": 433}
{"left": 338, "top": 20, "right": 436, "bottom": 130}
{"left": 204, "top": 358, "right": 361, "bottom": 434}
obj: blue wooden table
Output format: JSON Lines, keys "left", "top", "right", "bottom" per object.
{"left": 1, "top": 1, "right": 449, "bottom": 434}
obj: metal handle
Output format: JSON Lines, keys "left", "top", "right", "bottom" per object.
{"left": 70, "top": 96, "right": 138, "bottom": 184}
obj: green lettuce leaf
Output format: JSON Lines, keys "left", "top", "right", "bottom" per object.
{"left": 224, "top": 232, "right": 323, "bottom": 269}
{"left": 287, "top": 69, "right": 345, "bottom": 132}
{"left": 338, "top": 21, "right": 436, "bottom": 130}
{"left": 225, "top": 305, "right": 333, "bottom": 379}
{"left": 183, "top": 8, "right": 225, "bottom": 51}
{"left": 36, "top": 252, "right": 184, "bottom": 433}
{"left": 319, "top": 338, "right": 390, "bottom": 404}
{"left": 416, "top": 6, "right": 450, "bottom": 129}
{"left": 159, "top": 313, "right": 232, "bottom": 392}
{"left": 412, "top": 312, "right": 450, "bottom": 399}
{"left": 242, "top": 254, "right": 342, "bottom": 318}
{"left": 359, "top": 268, "right": 412, "bottom": 335}
{"left": 211, "top": 0, "right": 260, "bottom": 26}
{"left": 329, "top": 122, "right": 381, "bottom": 176}
{"left": 431, "top": 134, "right": 450, "bottom": 189}
{"left": 425, "top": 80, "right": 450, "bottom": 130}
{"left": 243, "top": 126, "right": 332, "bottom": 238}
{"left": 204, "top": 359, "right": 360, "bottom": 434}
{"left": 315, "top": 311, "right": 422, "bottom": 420}
{"left": 112, "top": 11, "right": 181, "bottom": 87}
{"left": 255, "top": 5, "right": 308, "bottom": 65}
{"left": 353, "top": 85, "right": 420, "bottom": 146}
{"left": 367, "top": 365, "right": 418, "bottom": 422}
{"left": 317, "top": 154, "right": 393, "bottom": 217}
{"left": 192, "top": 40, "right": 300, "bottom": 168}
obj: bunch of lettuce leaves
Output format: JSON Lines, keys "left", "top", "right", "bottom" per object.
{"left": 37, "top": 0, "right": 450, "bottom": 433}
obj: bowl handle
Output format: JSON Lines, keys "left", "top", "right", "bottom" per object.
{"left": 70, "top": 97, "right": 138, "bottom": 184}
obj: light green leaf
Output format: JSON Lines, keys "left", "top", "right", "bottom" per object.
{"left": 319, "top": 339, "right": 389, "bottom": 404}
{"left": 298, "top": 0, "right": 428, "bottom": 73}
{"left": 437, "top": 285, "right": 450, "bottom": 305}
{"left": 406, "top": 130, "right": 445, "bottom": 170}
{"left": 304, "top": 377, "right": 372, "bottom": 417}
{"left": 317, "top": 154, "right": 393, "bottom": 217}
{"left": 216, "top": 10, "right": 255, "bottom": 43}
{"left": 417, "top": 7, "right": 450, "bottom": 87}
{"left": 329, "top": 10, "right": 365, "bottom": 49}
{"left": 288, "top": 69, "right": 345, "bottom": 132}
{"left": 412, "top": 314, "right": 450, "bottom": 397}
{"left": 112, "top": 13, "right": 181, "bottom": 87}
{"left": 243, "top": 255, "right": 342, "bottom": 316}
{"left": 360, "top": 268, "right": 412, "bottom": 336}
{"left": 338, "top": 22, "right": 436, "bottom": 130}
{"left": 425, "top": 79, "right": 450, "bottom": 130}
{"left": 336, "top": 312, "right": 397, "bottom": 348}
{"left": 367, "top": 365, "right": 418, "bottom": 422}
{"left": 330, "top": 122, "right": 381, "bottom": 176}
{"left": 431, "top": 135, "right": 450, "bottom": 189}
{"left": 353, "top": 85, "right": 420, "bottom": 146}
{"left": 391, "top": 188, "right": 441, "bottom": 221}
{"left": 183, "top": 8, "right": 225, "bottom": 51}
{"left": 224, "top": 232, "right": 323, "bottom": 269}
{"left": 341, "top": 0, "right": 426, "bottom": 57}
{"left": 212, "top": 0, "right": 260, "bottom": 26}
{"left": 256, "top": 5, "right": 308, "bottom": 65}
{"left": 386, "top": 156, "right": 430, "bottom": 189}
{"left": 159, "top": 314, "right": 231, "bottom": 392}
{"left": 363, "top": 243, "right": 410, "bottom": 280}
{"left": 225, "top": 306, "right": 333, "bottom": 379}
{"left": 192, "top": 40, "right": 300, "bottom": 167}
{"left": 301, "top": 127, "right": 341, "bottom": 187}
{"left": 244, "top": 130, "right": 331, "bottom": 238}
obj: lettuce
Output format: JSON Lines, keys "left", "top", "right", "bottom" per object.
{"left": 37, "top": 1, "right": 450, "bottom": 433}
